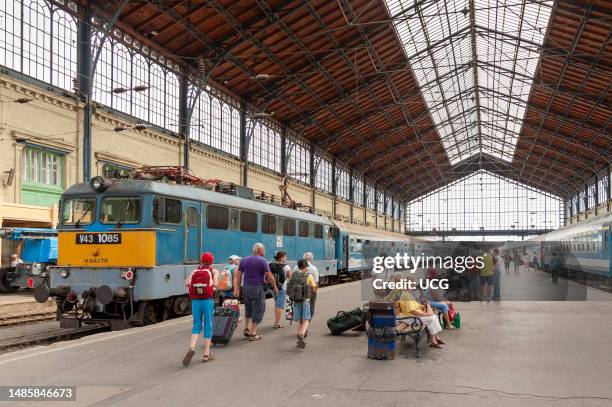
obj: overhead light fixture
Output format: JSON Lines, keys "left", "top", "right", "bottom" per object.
{"left": 114, "top": 126, "right": 128, "bottom": 132}
{"left": 14, "top": 97, "right": 33, "bottom": 104}
{"left": 150, "top": 30, "right": 159, "bottom": 36}
{"left": 251, "top": 112, "right": 274, "bottom": 119}
{"left": 133, "top": 123, "right": 150, "bottom": 131}
{"left": 132, "top": 85, "right": 149, "bottom": 92}
{"left": 112, "top": 87, "right": 128, "bottom": 94}
{"left": 252, "top": 73, "right": 273, "bottom": 80}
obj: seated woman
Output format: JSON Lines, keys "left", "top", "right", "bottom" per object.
{"left": 396, "top": 291, "right": 445, "bottom": 348}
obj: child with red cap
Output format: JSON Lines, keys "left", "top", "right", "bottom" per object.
{"left": 183, "top": 252, "right": 219, "bottom": 366}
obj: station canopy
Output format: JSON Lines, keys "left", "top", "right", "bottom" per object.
{"left": 94, "top": 0, "right": 610, "bottom": 202}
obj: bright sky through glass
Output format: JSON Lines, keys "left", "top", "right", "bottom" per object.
{"left": 384, "top": 0, "right": 553, "bottom": 164}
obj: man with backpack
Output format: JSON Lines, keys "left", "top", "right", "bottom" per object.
{"left": 182, "top": 252, "right": 219, "bottom": 366}
{"left": 287, "top": 259, "right": 317, "bottom": 349}
{"left": 270, "top": 251, "right": 292, "bottom": 329}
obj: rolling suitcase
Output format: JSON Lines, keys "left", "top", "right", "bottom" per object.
{"left": 212, "top": 302, "right": 240, "bottom": 346}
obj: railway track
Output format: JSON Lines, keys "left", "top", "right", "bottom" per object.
{"left": 0, "top": 311, "right": 57, "bottom": 328}
{"left": 0, "top": 323, "right": 110, "bottom": 354}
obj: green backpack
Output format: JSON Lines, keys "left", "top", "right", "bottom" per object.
{"left": 287, "top": 271, "right": 310, "bottom": 302}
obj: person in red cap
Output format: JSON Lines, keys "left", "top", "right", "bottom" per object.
{"left": 183, "top": 252, "right": 219, "bottom": 366}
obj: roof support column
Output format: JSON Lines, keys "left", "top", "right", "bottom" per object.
{"left": 584, "top": 183, "right": 589, "bottom": 220}
{"left": 349, "top": 168, "right": 354, "bottom": 224}
{"left": 280, "top": 128, "right": 288, "bottom": 175}
{"left": 363, "top": 180, "right": 368, "bottom": 226}
{"left": 239, "top": 103, "right": 248, "bottom": 187}
{"left": 77, "top": 1, "right": 92, "bottom": 182}
{"left": 374, "top": 184, "right": 378, "bottom": 229}
{"left": 309, "top": 145, "right": 316, "bottom": 214}
{"left": 179, "top": 69, "right": 189, "bottom": 171}
{"left": 331, "top": 158, "right": 337, "bottom": 219}
{"left": 607, "top": 164, "right": 611, "bottom": 213}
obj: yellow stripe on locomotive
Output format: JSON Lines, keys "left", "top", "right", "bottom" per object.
{"left": 58, "top": 230, "right": 156, "bottom": 268}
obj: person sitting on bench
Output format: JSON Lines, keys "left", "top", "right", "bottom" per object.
{"left": 420, "top": 286, "right": 456, "bottom": 330}
{"left": 397, "top": 292, "right": 445, "bottom": 349}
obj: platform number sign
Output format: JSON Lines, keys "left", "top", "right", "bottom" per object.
{"left": 76, "top": 233, "right": 121, "bottom": 244}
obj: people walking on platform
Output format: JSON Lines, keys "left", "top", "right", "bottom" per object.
{"left": 523, "top": 253, "right": 531, "bottom": 272}
{"left": 550, "top": 252, "right": 560, "bottom": 284}
{"left": 532, "top": 253, "right": 540, "bottom": 271}
{"left": 218, "top": 255, "right": 240, "bottom": 306}
{"left": 287, "top": 259, "right": 317, "bottom": 349}
{"left": 270, "top": 251, "right": 292, "bottom": 329}
{"left": 480, "top": 251, "right": 495, "bottom": 302}
{"left": 183, "top": 252, "right": 219, "bottom": 366}
{"left": 492, "top": 248, "right": 503, "bottom": 301}
{"left": 504, "top": 252, "right": 511, "bottom": 274}
{"left": 300, "top": 252, "right": 319, "bottom": 318}
{"left": 233, "top": 243, "right": 279, "bottom": 342}
{"left": 467, "top": 263, "right": 480, "bottom": 300}
{"left": 513, "top": 250, "right": 520, "bottom": 274}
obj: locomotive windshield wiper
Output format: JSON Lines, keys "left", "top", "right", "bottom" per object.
{"left": 116, "top": 201, "right": 131, "bottom": 229}
{"left": 74, "top": 203, "right": 92, "bottom": 228}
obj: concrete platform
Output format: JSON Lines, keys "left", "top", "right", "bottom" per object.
{"left": 0, "top": 271, "right": 611, "bottom": 407}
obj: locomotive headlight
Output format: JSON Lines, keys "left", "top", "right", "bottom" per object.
{"left": 31, "top": 263, "right": 42, "bottom": 276}
{"left": 60, "top": 269, "right": 70, "bottom": 278}
{"left": 90, "top": 176, "right": 110, "bottom": 192}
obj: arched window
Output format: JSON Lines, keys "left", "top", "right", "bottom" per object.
{"left": 0, "top": 0, "right": 22, "bottom": 71}
{"left": 165, "top": 71, "right": 179, "bottom": 132}
{"left": 51, "top": 7, "right": 77, "bottom": 90}
{"left": 23, "top": 0, "right": 52, "bottom": 83}
{"left": 210, "top": 97, "right": 222, "bottom": 150}
{"left": 112, "top": 42, "right": 131, "bottom": 114}
{"left": 92, "top": 35, "right": 113, "bottom": 107}
{"left": 132, "top": 53, "right": 149, "bottom": 122}
{"left": 149, "top": 63, "right": 165, "bottom": 128}
{"left": 220, "top": 102, "right": 233, "bottom": 154}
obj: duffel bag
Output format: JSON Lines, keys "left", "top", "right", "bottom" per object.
{"left": 327, "top": 308, "right": 364, "bottom": 336}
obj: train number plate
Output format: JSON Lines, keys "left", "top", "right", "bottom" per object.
{"left": 75, "top": 233, "right": 122, "bottom": 245}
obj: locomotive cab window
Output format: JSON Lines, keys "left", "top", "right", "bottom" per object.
{"left": 298, "top": 221, "right": 309, "bottom": 237}
{"left": 284, "top": 219, "right": 296, "bottom": 236}
{"left": 276, "top": 217, "right": 284, "bottom": 235}
{"left": 262, "top": 214, "right": 276, "bottom": 234}
{"left": 100, "top": 197, "right": 141, "bottom": 224}
{"left": 314, "top": 224, "right": 323, "bottom": 239}
{"left": 153, "top": 197, "right": 182, "bottom": 224}
{"left": 207, "top": 205, "right": 228, "bottom": 230}
{"left": 185, "top": 207, "right": 198, "bottom": 227}
{"left": 229, "top": 209, "right": 240, "bottom": 230}
{"left": 240, "top": 211, "right": 257, "bottom": 233}
{"left": 61, "top": 197, "right": 96, "bottom": 226}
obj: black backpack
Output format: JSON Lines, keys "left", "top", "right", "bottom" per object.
{"left": 269, "top": 262, "right": 286, "bottom": 286}
{"left": 287, "top": 271, "right": 310, "bottom": 302}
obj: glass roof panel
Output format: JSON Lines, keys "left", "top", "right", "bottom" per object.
{"left": 384, "top": 0, "right": 552, "bottom": 164}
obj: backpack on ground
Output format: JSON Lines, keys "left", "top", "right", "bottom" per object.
{"left": 269, "top": 262, "right": 286, "bottom": 287}
{"left": 286, "top": 271, "right": 310, "bottom": 302}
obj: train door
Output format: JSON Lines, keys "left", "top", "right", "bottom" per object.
{"left": 325, "top": 226, "right": 336, "bottom": 259}
{"left": 343, "top": 235, "right": 349, "bottom": 268}
{"left": 184, "top": 202, "right": 200, "bottom": 263}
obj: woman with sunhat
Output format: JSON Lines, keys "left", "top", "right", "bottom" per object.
{"left": 183, "top": 252, "right": 219, "bottom": 366}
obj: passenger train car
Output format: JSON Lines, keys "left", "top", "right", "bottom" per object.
{"left": 34, "top": 177, "right": 415, "bottom": 328}
{"left": 502, "top": 212, "right": 611, "bottom": 288}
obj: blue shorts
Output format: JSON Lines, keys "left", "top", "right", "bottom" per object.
{"left": 480, "top": 275, "right": 493, "bottom": 286}
{"left": 243, "top": 284, "right": 266, "bottom": 324}
{"left": 430, "top": 301, "right": 449, "bottom": 314}
{"left": 292, "top": 301, "right": 312, "bottom": 321}
{"left": 191, "top": 298, "right": 214, "bottom": 339}
{"left": 274, "top": 289, "right": 287, "bottom": 309}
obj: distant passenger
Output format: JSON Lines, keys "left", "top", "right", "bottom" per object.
{"left": 480, "top": 251, "right": 494, "bottom": 302}
{"left": 523, "top": 253, "right": 531, "bottom": 272}
{"left": 532, "top": 253, "right": 539, "bottom": 271}
{"left": 219, "top": 255, "right": 240, "bottom": 306}
{"left": 287, "top": 259, "right": 317, "bottom": 349}
{"left": 503, "top": 252, "right": 511, "bottom": 274}
{"left": 183, "top": 252, "right": 219, "bottom": 366}
{"left": 492, "top": 248, "right": 503, "bottom": 301}
{"left": 550, "top": 252, "right": 560, "bottom": 284}
{"left": 513, "top": 250, "right": 520, "bottom": 274}
{"left": 10, "top": 254, "right": 23, "bottom": 268}
{"left": 270, "top": 251, "right": 292, "bottom": 329}
{"left": 233, "top": 243, "right": 279, "bottom": 341}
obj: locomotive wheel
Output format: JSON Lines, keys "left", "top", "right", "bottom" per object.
{"left": 0, "top": 269, "right": 18, "bottom": 293}
{"left": 143, "top": 302, "right": 158, "bottom": 325}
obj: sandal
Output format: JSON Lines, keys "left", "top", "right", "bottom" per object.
{"left": 244, "top": 328, "right": 254, "bottom": 338}
{"left": 202, "top": 353, "right": 215, "bottom": 363}
{"left": 182, "top": 349, "right": 195, "bottom": 367}
{"left": 296, "top": 335, "right": 306, "bottom": 349}
{"left": 273, "top": 324, "right": 284, "bottom": 329}
{"left": 249, "top": 334, "right": 263, "bottom": 341}
{"left": 437, "top": 339, "right": 446, "bottom": 345}
{"left": 429, "top": 343, "right": 444, "bottom": 349}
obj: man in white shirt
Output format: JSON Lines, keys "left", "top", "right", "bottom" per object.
{"left": 10, "top": 254, "right": 23, "bottom": 268}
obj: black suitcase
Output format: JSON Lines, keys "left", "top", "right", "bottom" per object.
{"left": 211, "top": 306, "right": 239, "bottom": 346}
{"left": 327, "top": 308, "right": 364, "bottom": 336}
